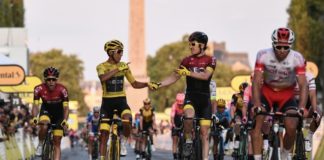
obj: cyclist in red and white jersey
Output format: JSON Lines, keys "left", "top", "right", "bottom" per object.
{"left": 252, "top": 27, "right": 308, "bottom": 160}
{"left": 294, "top": 71, "right": 322, "bottom": 152}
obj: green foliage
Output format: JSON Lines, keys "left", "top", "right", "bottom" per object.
{"left": 30, "top": 49, "right": 89, "bottom": 116}
{"left": 147, "top": 35, "right": 242, "bottom": 111}
{"left": 287, "top": 0, "right": 324, "bottom": 105}
{"left": 0, "top": 0, "right": 24, "bottom": 27}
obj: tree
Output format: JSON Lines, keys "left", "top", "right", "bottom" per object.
{"left": 147, "top": 35, "right": 242, "bottom": 111}
{"left": 0, "top": 0, "right": 24, "bottom": 27}
{"left": 287, "top": 0, "right": 324, "bottom": 108}
{"left": 29, "top": 49, "right": 89, "bottom": 116}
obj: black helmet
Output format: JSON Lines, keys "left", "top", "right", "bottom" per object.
{"left": 43, "top": 67, "right": 59, "bottom": 78}
{"left": 239, "top": 82, "right": 249, "bottom": 92}
{"left": 188, "top": 31, "right": 208, "bottom": 46}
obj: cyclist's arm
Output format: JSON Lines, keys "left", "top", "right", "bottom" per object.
{"left": 252, "top": 70, "right": 263, "bottom": 108}
{"left": 32, "top": 87, "right": 41, "bottom": 117}
{"left": 188, "top": 67, "right": 213, "bottom": 80}
{"left": 63, "top": 101, "right": 69, "bottom": 121}
{"left": 230, "top": 95, "right": 236, "bottom": 118}
{"left": 308, "top": 73, "right": 317, "bottom": 112}
{"left": 170, "top": 103, "right": 176, "bottom": 127}
{"left": 296, "top": 74, "right": 308, "bottom": 109}
{"left": 130, "top": 81, "right": 149, "bottom": 89}
{"left": 140, "top": 115, "right": 143, "bottom": 131}
{"left": 32, "top": 99, "right": 40, "bottom": 117}
{"left": 159, "top": 72, "right": 181, "bottom": 88}
{"left": 152, "top": 112, "right": 157, "bottom": 130}
{"left": 98, "top": 69, "right": 119, "bottom": 82}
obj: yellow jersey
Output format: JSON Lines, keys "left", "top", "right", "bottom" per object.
{"left": 140, "top": 107, "right": 155, "bottom": 123}
{"left": 96, "top": 61, "right": 136, "bottom": 98}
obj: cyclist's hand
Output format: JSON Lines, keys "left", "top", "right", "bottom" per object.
{"left": 313, "top": 111, "right": 321, "bottom": 123}
{"left": 61, "top": 119, "right": 69, "bottom": 129}
{"left": 176, "top": 65, "right": 191, "bottom": 76}
{"left": 211, "top": 114, "right": 219, "bottom": 123}
{"left": 148, "top": 82, "right": 161, "bottom": 90}
{"left": 117, "top": 62, "right": 130, "bottom": 72}
{"left": 242, "top": 116, "right": 248, "bottom": 124}
{"left": 298, "top": 107, "right": 305, "bottom": 117}
{"left": 251, "top": 105, "right": 262, "bottom": 116}
{"left": 31, "top": 117, "right": 38, "bottom": 126}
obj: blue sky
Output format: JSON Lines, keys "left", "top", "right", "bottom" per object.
{"left": 24, "top": 0, "right": 291, "bottom": 80}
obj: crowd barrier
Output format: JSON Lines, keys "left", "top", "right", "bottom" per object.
{"left": 0, "top": 128, "right": 35, "bottom": 160}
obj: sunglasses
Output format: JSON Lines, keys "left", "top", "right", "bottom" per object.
{"left": 275, "top": 45, "right": 290, "bottom": 51}
{"left": 189, "top": 41, "right": 201, "bottom": 47}
{"left": 115, "top": 49, "right": 123, "bottom": 54}
{"left": 46, "top": 78, "right": 57, "bottom": 82}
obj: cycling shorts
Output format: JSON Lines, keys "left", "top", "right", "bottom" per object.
{"left": 261, "top": 85, "right": 297, "bottom": 112}
{"left": 39, "top": 103, "right": 64, "bottom": 136}
{"left": 183, "top": 92, "right": 212, "bottom": 126}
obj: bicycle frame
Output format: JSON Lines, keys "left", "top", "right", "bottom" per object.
{"left": 256, "top": 110, "right": 302, "bottom": 160}
{"left": 102, "top": 109, "right": 129, "bottom": 160}
{"left": 42, "top": 123, "right": 56, "bottom": 160}
{"left": 210, "top": 117, "right": 225, "bottom": 160}
{"left": 141, "top": 130, "right": 152, "bottom": 160}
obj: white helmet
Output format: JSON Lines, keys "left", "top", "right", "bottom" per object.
{"left": 93, "top": 106, "right": 100, "bottom": 113}
{"left": 271, "top": 27, "right": 295, "bottom": 45}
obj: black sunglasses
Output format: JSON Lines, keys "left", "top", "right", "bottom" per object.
{"left": 116, "top": 49, "right": 123, "bottom": 54}
{"left": 46, "top": 78, "right": 57, "bottom": 82}
{"left": 189, "top": 42, "right": 201, "bottom": 47}
{"left": 275, "top": 45, "right": 290, "bottom": 50}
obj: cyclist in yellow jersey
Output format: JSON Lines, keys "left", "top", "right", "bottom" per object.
{"left": 96, "top": 40, "right": 158, "bottom": 159}
{"left": 139, "top": 98, "right": 157, "bottom": 158}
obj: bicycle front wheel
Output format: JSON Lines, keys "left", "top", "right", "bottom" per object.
{"left": 146, "top": 137, "right": 152, "bottom": 160}
{"left": 109, "top": 135, "right": 120, "bottom": 160}
{"left": 293, "top": 131, "right": 306, "bottom": 160}
{"left": 42, "top": 139, "right": 53, "bottom": 160}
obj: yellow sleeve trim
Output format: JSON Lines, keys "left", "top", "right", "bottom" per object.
{"left": 206, "top": 67, "right": 214, "bottom": 73}
{"left": 34, "top": 100, "right": 40, "bottom": 106}
{"left": 63, "top": 101, "right": 69, "bottom": 108}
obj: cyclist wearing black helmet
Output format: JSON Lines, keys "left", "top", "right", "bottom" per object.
{"left": 97, "top": 40, "right": 158, "bottom": 159}
{"left": 32, "top": 67, "right": 69, "bottom": 159}
{"left": 152, "top": 31, "right": 216, "bottom": 160}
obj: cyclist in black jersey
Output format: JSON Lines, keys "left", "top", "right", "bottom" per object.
{"left": 32, "top": 67, "right": 69, "bottom": 160}
{"left": 152, "top": 31, "right": 216, "bottom": 160}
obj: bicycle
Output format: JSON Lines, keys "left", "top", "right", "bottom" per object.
{"left": 292, "top": 110, "right": 307, "bottom": 160}
{"left": 139, "top": 130, "right": 152, "bottom": 160}
{"left": 210, "top": 117, "right": 225, "bottom": 160}
{"left": 255, "top": 107, "right": 303, "bottom": 160}
{"left": 101, "top": 109, "right": 129, "bottom": 160}
{"left": 180, "top": 116, "right": 204, "bottom": 160}
{"left": 173, "top": 126, "right": 184, "bottom": 160}
{"left": 41, "top": 123, "right": 57, "bottom": 160}
{"left": 89, "top": 132, "right": 99, "bottom": 159}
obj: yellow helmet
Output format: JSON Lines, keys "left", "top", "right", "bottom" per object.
{"left": 217, "top": 99, "right": 226, "bottom": 108}
{"left": 104, "top": 40, "right": 124, "bottom": 55}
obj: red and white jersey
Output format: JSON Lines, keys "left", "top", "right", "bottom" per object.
{"left": 255, "top": 48, "right": 306, "bottom": 88}
{"left": 243, "top": 85, "right": 252, "bottom": 104}
{"left": 294, "top": 71, "right": 316, "bottom": 99}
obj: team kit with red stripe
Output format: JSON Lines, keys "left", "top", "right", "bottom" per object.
{"left": 254, "top": 48, "right": 306, "bottom": 112}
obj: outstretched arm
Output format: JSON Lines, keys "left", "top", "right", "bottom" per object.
{"left": 159, "top": 72, "right": 181, "bottom": 88}
{"left": 130, "top": 81, "right": 149, "bottom": 89}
